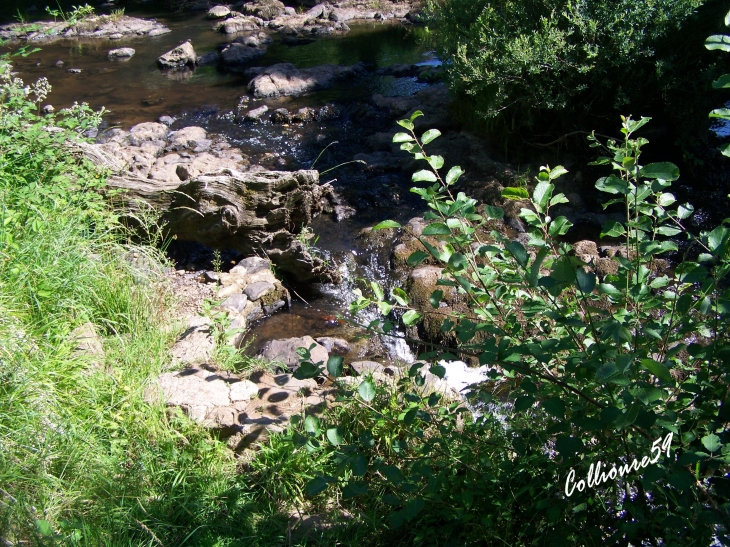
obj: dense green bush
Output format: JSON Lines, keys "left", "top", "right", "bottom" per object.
{"left": 289, "top": 111, "right": 730, "bottom": 545}
{"left": 424, "top": 0, "right": 726, "bottom": 140}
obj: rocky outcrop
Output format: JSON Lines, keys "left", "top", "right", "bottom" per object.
{"left": 241, "top": 0, "right": 287, "bottom": 21}
{"left": 247, "top": 62, "right": 366, "bottom": 98}
{"left": 158, "top": 41, "right": 197, "bottom": 69}
{"left": 214, "top": 15, "right": 264, "bottom": 34}
{"left": 207, "top": 5, "right": 231, "bottom": 19}
{"left": 0, "top": 15, "right": 170, "bottom": 43}
{"left": 91, "top": 122, "right": 337, "bottom": 283}
{"left": 148, "top": 367, "right": 331, "bottom": 448}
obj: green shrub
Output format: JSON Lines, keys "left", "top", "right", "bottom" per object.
{"left": 288, "top": 111, "right": 730, "bottom": 545}
{"left": 424, "top": 0, "right": 724, "bottom": 140}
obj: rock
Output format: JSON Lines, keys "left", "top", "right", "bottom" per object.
{"left": 221, "top": 293, "right": 249, "bottom": 312}
{"left": 54, "top": 59, "right": 64, "bottom": 67}
{"left": 67, "top": 68, "right": 82, "bottom": 74}
{"left": 107, "top": 47, "right": 135, "bottom": 60}
{"left": 70, "top": 322, "right": 105, "bottom": 367}
{"left": 271, "top": 108, "right": 290, "bottom": 123}
{"left": 243, "top": 281, "right": 275, "bottom": 300}
{"left": 158, "top": 115, "right": 175, "bottom": 126}
{"left": 196, "top": 51, "right": 220, "bottom": 66}
{"left": 242, "top": 0, "right": 285, "bottom": 20}
{"left": 167, "top": 126, "right": 208, "bottom": 151}
{"left": 350, "top": 361, "right": 384, "bottom": 375}
{"left": 128, "top": 122, "right": 168, "bottom": 145}
{"left": 232, "top": 31, "right": 272, "bottom": 48}
{"left": 595, "top": 257, "right": 619, "bottom": 278}
{"left": 260, "top": 336, "right": 329, "bottom": 370}
{"left": 0, "top": 15, "right": 170, "bottom": 44}
{"left": 41, "top": 104, "right": 54, "bottom": 114}
{"left": 158, "top": 41, "right": 197, "bottom": 69}
{"left": 315, "top": 337, "right": 350, "bottom": 355}
{"left": 171, "top": 316, "right": 214, "bottom": 366}
{"left": 148, "top": 27, "right": 172, "bottom": 37}
{"left": 244, "top": 105, "right": 269, "bottom": 121}
{"left": 221, "top": 42, "right": 267, "bottom": 68}
{"left": 207, "top": 5, "right": 231, "bottom": 18}
{"left": 216, "top": 15, "right": 263, "bottom": 34}
{"left": 230, "top": 379, "right": 259, "bottom": 401}
{"left": 247, "top": 62, "right": 366, "bottom": 98}
{"left": 573, "top": 240, "right": 599, "bottom": 258}
{"left": 237, "top": 256, "right": 271, "bottom": 274}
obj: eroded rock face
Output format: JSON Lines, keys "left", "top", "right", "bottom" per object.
{"left": 247, "top": 62, "right": 366, "bottom": 98}
{"left": 158, "top": 41, "right": 197, "bottom": 69}
{"left": 242, "top": 0, "right": 286, "bottom": 21}
{"left": 97, "top": 123, "right": 337, "bottom": 283}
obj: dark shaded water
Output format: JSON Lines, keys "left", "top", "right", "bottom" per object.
{"left": 4, "top": 9, "right": 432, "bottom": 126}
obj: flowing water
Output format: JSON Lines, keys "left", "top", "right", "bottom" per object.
{"left": 4, "top": 7, "right": 439, "bottom": 364}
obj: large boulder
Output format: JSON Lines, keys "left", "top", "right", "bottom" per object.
{"left": 242, "top": 0, "right": 286, "bottom": 21}
{"left": 207, "top": 5, "right": 231, "bottom": 18}
{"left": 215, "top": 15, "right": 263, "bottom": 34}
{"left": 157, "top": 41, "right": 197, "bottom": 69}
{"left": 247, "top": 62, "right": 366, "bottom": 98}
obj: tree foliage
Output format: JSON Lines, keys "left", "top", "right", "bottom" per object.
{"left": 290, "top": 111, "right": 730, "bottom": 545}
{"left": 424, "top": 0, "right": 720, "bottom": 137}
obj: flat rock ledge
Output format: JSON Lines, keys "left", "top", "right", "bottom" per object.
{"left": 148, "top": 367, "right": 333, "bottom": 450}
{"left": 0, "top": 15, "right": 170, "bottom": 43}
{"left": 247, "top": 62, "right": 366, "bottom": 98}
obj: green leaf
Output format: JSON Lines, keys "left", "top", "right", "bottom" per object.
{"left": 326, "top": 427, "right": 344, "bottom": 446}
{"left": 391, "top": 287, "right": 409, "bottom": 306}
{"left": 446, "top": 166, "right": 464, "bottom": 185}
{"left": 542, "top": 397, "right": 565, "bottom": 418}
{"left": 370, "top": 281, "right": 384, "bottom": 301}
{"left": 677, "top": 203, "right": 694, "bottom": 219}
{"left": 550, "top": 165, "right": 569, "bottom": 179}
{"left": 706, "top": 34, "right": 730, "bottom": 52}
{"left": 409, "top": 110, "right": 424, "bottom": 122}
{"left": 358, "top": 378, "right": 376, "bottom": 402}
{"left": 640, "top": 359, "right": 673, "bottom": 383}
{"left": 428, "top": 155, "right": 444, "bottom": 170}
{"left": 352, "top": 453, "right": 368, "bottom": 476}
{"left": 485, "top": 205, "right": 504, "bottom": 219}
{"left": 709, "top": 108, "right": 730, "bottom": 120}
{"left": 327, "top": 355, "right": 344, "bottom": 378}
{"left": 305, "top": 477, "right": 329, "bottom": 496}
{"left": 402, "top": 310, "right": 422, "bottom": 326}
{"left": 393, "top": 132, "right": 414, "bottom": 143}
{"left": 342, "top": 481, "right": 368, "bottom": 499}
{"left": 601, "top": 220, "right": 626, "bottom": 238}
{"left": 407, "top": 251, "right": 429, "bottom": 267}
{"left": 304, "top": 415, "right": 321, "bottom": 435}
{"left": 397, "top": 119, "right": 414, "bottom": 131}
{"left": 702, "top": 434, "right": 722, "bottom": 453}
{"left": 501, "top": 187, "right": 529, "bottom": 200}
{"left": 505, "top": 241, "right": 527, "bottom": 267}
{"left": 429, "top": 289, "right": 443, "bottom": 308}
{"left": 707, "top": 225, "right": 730, "bottom": 255}
{"left": 422, "top": 223, "right": 451, "bottom": 236}
{"left": 595, "top": 174, "right": 629, "bottom": 195}
{"left": 555, "top": 435, "right": 583, "bottom": 457}
{"left": 294, "top": 361, "right": 321, "bottom": 380}
{"left": 430, "top": 364, "right": 446, "bottom": 379}
{"left": 514, "top": 395, "right": 534, "bottom": 411}
{"left": 713, "top": 74, "right": 730, "bottom": 89}
{"left": 575, "top": 269, "right": 596, "bottom": 294}
{"left": 640, "top": 162, "right": 679, "bottom": 181}
{"left": 412, "top": 169, "right": 437, "bottom": 183}
{"left": 372, "top": 220, "right": 401, "bottom": 230}
{"left": 421, "top": 129, "right": 441, "bottom": 145}
{"left": 548, "top": 216, "right": 572, "bottom": 237}
{"left": 533, "top": 181, "right": 554, "bottom": 211}
{"left": 35, "top": 520, "right": 53, "bottom": 536}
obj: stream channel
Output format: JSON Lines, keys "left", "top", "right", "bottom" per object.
{"left": 4, "top": 6, "right": 450, "bottom": 365}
